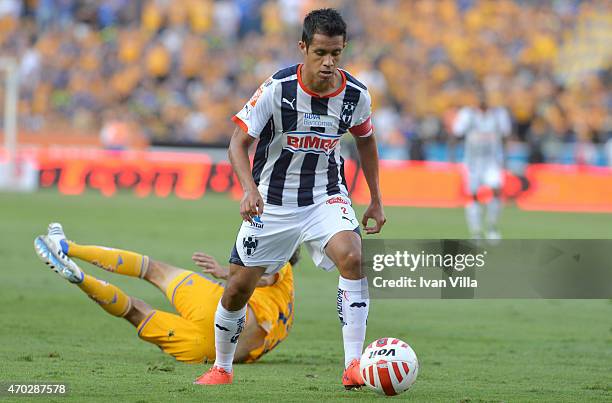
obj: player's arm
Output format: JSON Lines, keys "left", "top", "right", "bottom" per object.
{"left": 350, "top": 91, "right": 386, "bottom": 234}
{"left": 230, "top": 78, "right": 275, "bottom": 222}
{"left": 354, "top": 133, "right": 386, "bottom": 234}
{"left": 229, "top": 127, "right": 262, "bottom": 223}
{"left": 192, "top": 252, "right": 278, "bottom": 287}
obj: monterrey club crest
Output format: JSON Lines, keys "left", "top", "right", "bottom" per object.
{"left": 243, "top": 236, "right": 259, "bottom": 256}
{"left": 341, "top": 102, "right": 357, "bottom": 125}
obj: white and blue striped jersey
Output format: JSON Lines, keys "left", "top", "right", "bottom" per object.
{"left": 233, "top": 64, "right": 373, "bottom": 207}
{"left": 452, "top": 106, "right": 512, "bottom": 167}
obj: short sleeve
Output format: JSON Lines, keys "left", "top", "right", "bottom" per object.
{"left": 348, "top": 90, "right": 373, "bottom": 138}
{"left": 233, "top": 77, "right": 275, "bottom": 139}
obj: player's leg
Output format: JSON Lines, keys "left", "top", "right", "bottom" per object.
{"left": 233, "top": 306, "right": 267, "bottom": 362}
{"left": 122, "top": 258, "right": 266, "bottom": 365}
{"left": 305, "top": 196, "right": 368, "bottom": 389}
{"left": 194, "top": 262, "right": 264, "bottom": 384}
{"left": 123, "top": 298, "right": 153, "bottom": 327}
{"left": 136, "top": 307, "right": 216, "bottom": 364}
{"left": 465, "top": 194, "right": 482, "bottom": 239}
{"left": 484, "top": 167, "right": 503, "bottom": 241}
{"left": 325, "top": 230, "right": 369, "bottom": 388}
{"left": 35, "top": 233, "right": 221, "bottom": 364}
{"left": 196, "top": 207, "right": 295, "bottom": 384}
{"left": 486, "top": 189, "right": 502, "bottom": 239}
{"left": 80, "top": 269, "right": 263, "bottom": 365}
{"left": 194, "top": 263, "right": 264, "bottom": 385}
{"left": 45, "top": 222, "right": 192, "bottom": 294}
{"left": 158, "top": 264, "right": 267, "bottom": 366}
{"left": 34, "top": 235, "right": 149, "bottom": 322}
{"left": 142, "top": 258, "right": 190, "bottom": 294}
{"left": 464, "top": 167, "right": 483, "bottom": 239}
{"left": 67, "top": 231, "right": 199, "bottom": 296}
{"left": 78, "top": 273, "right": 136, "bottom": 318}
{"left": 45, "top": 223, "right": 150, "bottom": 278}
{"left": 73, "top": 274, "right": 157, "bottom": 330}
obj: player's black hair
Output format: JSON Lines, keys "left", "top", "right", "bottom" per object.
{"left": 302, "top": 8, "right": 347, "bottom": 48}
{"left": 288, "top": 247, "right": 301, "bottom": 266}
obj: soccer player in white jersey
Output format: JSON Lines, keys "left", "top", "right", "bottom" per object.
{"left": 195, "top": 9, "right": 386, "bottom": 388}
{"left": 452, "top": 90, "right": 512, "bottom": 241}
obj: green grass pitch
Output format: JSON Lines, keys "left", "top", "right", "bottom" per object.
{"left": 0, "top": 190, "right": 610, "bottom": 402}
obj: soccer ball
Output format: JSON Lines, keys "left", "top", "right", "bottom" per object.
{"left": 360, "top": 337, "right": 419, "bottom": 396}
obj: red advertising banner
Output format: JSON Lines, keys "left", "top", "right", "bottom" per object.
{"left": 7, "top": 148, "right": 612, "bottom": 213}
{"left": 35, "top": 148, "right": 213, "bottom": 199}
{"left": 350, "top": 160, "right": 465, "bottom": 208}
{"left": 516, "top": 164, "right": 612, "bottom": 213}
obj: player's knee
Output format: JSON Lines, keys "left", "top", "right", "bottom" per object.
{"left": 144, "top": 259, "right": 164, "bottom": 282}
{"left": 339, "top": 250, "right": 362, "bottom": 277}
{"left": 228, "top": 280, "right": 255, "bottom": 298}
{"left": 145, "top": 259, "right": 187, "bottom": 291}
{"left": 223, "top": 280, "right": 255, "bottom": 308}
{"left": 124, "top": 297, "right": 153, "bottom": 327}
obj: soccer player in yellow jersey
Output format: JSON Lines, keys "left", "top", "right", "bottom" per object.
{"left": 33, "top": 223, "right": 295, "bottom": 365}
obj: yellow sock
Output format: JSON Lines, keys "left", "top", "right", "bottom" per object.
{"left": 67, "top": 242, "right": 149, "bottom": 278}
{"left": 78, "top": 274, "right": 132, "bottom": 317}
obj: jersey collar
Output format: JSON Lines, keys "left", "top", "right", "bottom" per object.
{"left": 297, "top": 64, "right": 346, "bottom": 98}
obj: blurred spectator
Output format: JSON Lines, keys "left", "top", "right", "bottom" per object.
{"left": 100, "top": 108, "right": 147, "bottom": 150}
{"left": 2, "top": 0, "right": 611, "bottom": 164}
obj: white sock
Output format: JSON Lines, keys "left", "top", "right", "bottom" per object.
{"left": 486, "top": 197, "right": 501, "bottom": 230}
{"left": 338, "top": 276, "right": 369, "bottom": 368}
{"left": 213, "top": 301, "right": 247, "bottom": 373}
{"left": 465, "top": 201, "right": 482, "bottom": 237}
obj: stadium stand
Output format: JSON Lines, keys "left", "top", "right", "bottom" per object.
{"left": 1, "top": 0, "right": 610, "bottom": 164}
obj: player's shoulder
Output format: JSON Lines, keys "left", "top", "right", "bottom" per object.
{"left": 340, "top": 68, "right": 369, "bottom": 93}
{"left": 249, "top": 67, "right": 297, "bottom": 101}
{"left": 271, "top": 64, "right": 299, "bottom": 81}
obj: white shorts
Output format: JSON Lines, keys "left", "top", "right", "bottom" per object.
{"left": 465, "top": 163, "right": 503, "bottom": 194}
{"left": 230, "top": 195, "right": 360, "bottom": 274}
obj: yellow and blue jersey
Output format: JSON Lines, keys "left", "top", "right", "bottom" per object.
{"left": 136, "top": 263, "right": 294, "bottom": 364}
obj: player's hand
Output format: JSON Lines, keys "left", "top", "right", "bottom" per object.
{"left": 240, "top": 187, "right": 264, "bottom": 223}
{"left": 362, "top": 201, "right": 386, "bottom": 234}
{"left": 192, "top": 252, "right": 229, "bottom": 280}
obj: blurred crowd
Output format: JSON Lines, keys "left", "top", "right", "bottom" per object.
{"left": 1, "top": 0, "right": 611, "bottom": 164}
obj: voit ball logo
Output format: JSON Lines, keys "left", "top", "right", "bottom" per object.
{"left": 360, "top": 337, "right": 419, "bottom": 396}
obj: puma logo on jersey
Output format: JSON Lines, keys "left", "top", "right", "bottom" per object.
{"left": 282, "top": 97, "right": 296, "bottom": 110}
{"left": 342, "top": 216, "right": 355, "bottom": 225}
